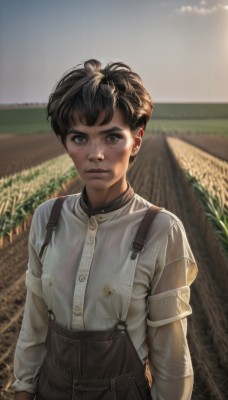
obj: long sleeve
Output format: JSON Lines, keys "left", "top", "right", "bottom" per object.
{"left": 13, "top": 211, "right": 48, "bottom": 393}
{"left": 147, "top": 220, "right": 197, "bottom": 400}
{"left": 13, "top": 290, "right": 48, "bottom": 393}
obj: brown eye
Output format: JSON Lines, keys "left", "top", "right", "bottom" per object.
{"left": 72, "top": 135, "right": 87, "bottom": 144}
{"left": 106, "top": 134, "right": 121, "bottom": 143}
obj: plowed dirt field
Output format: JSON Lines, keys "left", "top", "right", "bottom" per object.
{"left": 0, "top": 134, "right": 227, "bottom": 399}
{"left": 181, "top": 134, "right": 228, "bottom": 162}
{"left": 0, "top": 133, "right": 64, "bottom": 178}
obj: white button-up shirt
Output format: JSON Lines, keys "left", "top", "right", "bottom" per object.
{"left": 13, "top": 192, "right": 197, "bottom": 399}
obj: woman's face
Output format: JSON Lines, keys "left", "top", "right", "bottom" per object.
{"left": 65, "top": 109, "right": 142, "bottom": 206}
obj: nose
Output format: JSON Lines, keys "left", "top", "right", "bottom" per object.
{"left": 88, "top": 141, "right": 104, "bottom": 161}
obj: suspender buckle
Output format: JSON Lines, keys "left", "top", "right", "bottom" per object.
{"left": 130, "top": 244, "right": 144, "bottom": 260}
{"left": 130, "top": 205, "right": 161, "bottom": 260}
{"left": 48, "top": 309, "right": 55, "bottom": 320}
{"left": 116, "top": 320, "right": 127, "bottom": 331}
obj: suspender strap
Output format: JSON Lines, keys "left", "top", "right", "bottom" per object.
{"left": 120, "top": 205, "right": 162, "bottom": 322}
{"left": 39, "top": 199, "right": 161, "bottom": 260}
{"left": 131, "top": 205, "right": 161, "bottom": 260}
{"left": 39, "top": 196, "right": 67, "bottom": 259}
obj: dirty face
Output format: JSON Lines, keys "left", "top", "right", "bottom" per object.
{"left": 65, "top": 109, "right": 142, "bottom": 207}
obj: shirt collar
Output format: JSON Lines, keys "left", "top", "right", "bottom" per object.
{"left": 79, "top": 183, "right": 134, "bottom": 216}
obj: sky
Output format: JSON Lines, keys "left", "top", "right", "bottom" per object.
{"left": 0, "top": 0, "right": 228, "bottom": 104}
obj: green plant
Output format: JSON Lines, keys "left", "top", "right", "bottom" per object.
{"left": 186, "top": 173, "right": 228, "bottom": 254}
{"left": 0, "top": 154, "right": 77, "bottom": 246}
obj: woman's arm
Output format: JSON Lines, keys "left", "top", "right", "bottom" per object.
{"left": 148, "top": 319, "right": 194, "bottom": 399}
{"left": 13, "top": 288, "right": 48, "bottom": 393}
{"left": 13, "top": 208, "right": 48, "bottom": 393}
{"left": 147, "top": 219, "right": 198, "bottom": 399}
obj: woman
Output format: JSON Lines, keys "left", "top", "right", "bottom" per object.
{"left": 13, "top": 59, "right": 197, "bottom": 400}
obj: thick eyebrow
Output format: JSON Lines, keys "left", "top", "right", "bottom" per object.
{"left": 67, "top": 126, "right": 125, "bottom": 135}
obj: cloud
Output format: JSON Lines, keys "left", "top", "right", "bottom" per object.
{"left": 176, "top": 3, "right": 228, "bottom": 15}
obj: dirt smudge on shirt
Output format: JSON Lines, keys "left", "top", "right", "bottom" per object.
{"left": 103, "top": 284, "right": 115, "bottom": 296}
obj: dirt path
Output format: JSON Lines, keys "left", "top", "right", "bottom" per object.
{"left": 0, "top": 136, "right": 227, "bottom": 399}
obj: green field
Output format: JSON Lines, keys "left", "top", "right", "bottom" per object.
{"left": 148, "top": 103, "right": 228, "bottom": 135}
{"left": 0, "top": 107, "right": 50, "bottom": 134}
{"left": 146, "top": 119, "right": 228, "bottom": 135}
{"left": 0, "top": 104, "right": 227, "bottom": 135}
{"left": 152, "top": 103, "right": 228, "bottom": 119}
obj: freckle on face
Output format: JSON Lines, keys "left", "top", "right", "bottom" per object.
{"left": 65, "top": 109, "right": 139, "bottom": 204}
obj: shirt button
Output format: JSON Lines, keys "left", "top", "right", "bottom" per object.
{"left": 74, "top": 306, "right": 82, "bottom": 316}
{"left": 79, "top": 274, "right": 86, "bottom": 282}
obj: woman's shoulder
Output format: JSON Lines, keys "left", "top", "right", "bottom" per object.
{"left": 32, "top": 193, "right": 81, "bottom": 230}
{"left": 133, "top": 193, "right": 183, "bottom": 228}
{"left": 35, "top": 193, "right": 80, "bottom": 214}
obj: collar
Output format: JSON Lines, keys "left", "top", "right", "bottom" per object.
{"left": 79, "top": 183, "right": 134, "bottom": 216}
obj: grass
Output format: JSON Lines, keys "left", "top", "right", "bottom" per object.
{"left": 146, "top": 119, "right": 228, "bottom": 135}
{"left": 0, "top": 104, "right": 228, "bottom": 135}
{"left": 152, "top": 103, "right": 228, "bottom": 119}
{"left": 0, "top": 107, "right": 50, "bottom": 134}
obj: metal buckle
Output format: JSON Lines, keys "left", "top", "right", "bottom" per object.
{"left": 130, "top": 245, "right": 144, "bottom": 260}
{"left": 116, "top": 320, "right": 127, "bottom": 331}
{"left": 47, "top": 309, "right": 55, "bottom": 320}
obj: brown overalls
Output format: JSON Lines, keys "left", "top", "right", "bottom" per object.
{"left": 36, "top": 197, "right": 160, "bottom": 400}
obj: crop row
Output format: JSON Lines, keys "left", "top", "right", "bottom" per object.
{"left": 0, "top": 154, "right": 76, "bottom": 246}
{"left": 167, "top": 137, "right": 228, "bottom": 208}
{"left": 167, "top": 137, "right": 228, "bottom": 254}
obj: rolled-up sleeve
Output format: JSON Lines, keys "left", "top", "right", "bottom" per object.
{"left": 147, "top": 219, "right": 198, "bottom": 400}
{"left": 147, "top": 286, "right": 191, "bottom": 328}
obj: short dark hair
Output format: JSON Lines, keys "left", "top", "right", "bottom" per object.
{"left": 47, "top": 59, "right": 153, "bottom": 145}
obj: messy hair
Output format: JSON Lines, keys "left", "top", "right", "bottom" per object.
{"left": 47, "top": 59, "right": 153, "bottom": 145}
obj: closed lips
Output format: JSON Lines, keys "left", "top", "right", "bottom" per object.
{"left": 86, "top": 169, "right": 108, "bottom": 172}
